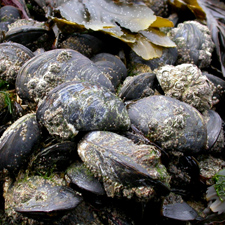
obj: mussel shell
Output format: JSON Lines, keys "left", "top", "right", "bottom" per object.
{"left": 5, "top": 19, "right": 51, "bottom": 51}
{"left": 66, "top": 162, "right": 105, "bottom": 196}
{"left": 129, "top": 47, "right": 178, "bottom": 71}
{"left": 29, "top": 141, "right": 77, "bottom": 174}
{"left": 0, "top": 6, "right": 21, "bottom": 24}
{"left": 16, "top": 49, "right": 115, "bottom": 102}
{"left": 119, "top": 72, "right": 156, "bottom": 101}
{"left": 95, "top": 60, "right": 123, "bottom": 89}
{"left": 60, "top": 33, "right": 105, "bottom": 58}
{"left": 204, "top": 109, "right": 223, "bottom": 150}
{"left": 13, "top": 176, "right": 83, "bottom": 221}
{"left": 128, "top": 95, "right": 207, "bottom": 153}
{"left": 162, "top": 202, "right": 199, "bottom": 221}
{"left": 0, "top": 113, "right": 41, "bottom": 175}
{"left": 0, "top": 42, "right": 34, "bottom": 83}
{"left": 78, "top": 131, "right": 170, "bottom": 197}
{"left": 168, "top": 21, "right": 214, "bottom": 68}
{"left": 36, "top": 80, "right": 130, "bottom": 140}
{"left": 91, "top": 53, "right": 127, "bottom": 80}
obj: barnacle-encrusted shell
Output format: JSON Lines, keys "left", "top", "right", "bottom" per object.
{"left": 16, "top": 49, "right": 115, "bottom": 102}
{"left": 36, "top": 81, "right": 130, "bottom": 140}
{"left": 4, "top": 175, "right": 83, "bottom": 221}
{"left": 0, "top": 113, "right": 41, "bottom": 175}
{"left": 128, "top": 95, "right": 207, "bottom": 153}
{"left": 0, "top": 42, "right": 34, "bottom": 83}
{"left": 78, "top": 131, "right": 170, "bottom": 200}
{"left": 168, "top": 21, "right": 214, "bottom": 68}
{"left": 155, "top": 64, "right": 215, "bottom": 112}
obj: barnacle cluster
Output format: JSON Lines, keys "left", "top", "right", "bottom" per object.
{"left": 0, "top": 44, "right": 33, "bottom": 83}
{"left": 155, "top": 63, "right": 215, "bottom": 112}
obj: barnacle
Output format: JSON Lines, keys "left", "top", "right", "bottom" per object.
{"left": 155, "top": 63, "right": 215, "bottom": 112}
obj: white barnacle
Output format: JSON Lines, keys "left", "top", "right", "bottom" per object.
{"left": 56, "top": 50, "right": 72, "bottom": 62}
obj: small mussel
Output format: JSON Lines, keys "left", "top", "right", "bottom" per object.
{"left": 0, "top": 5, "right": 21, "bottom": 33}
{"left": 16, "top": 49, "right": 115, "bottom": 102}
{"left": 118, "top": 72, "right": 156, "bottom": 101}
{"left": 203, "top": 109, "right": 224, "bottom": 152}
{"left": 66, "top": 161, "right": 106, "bottom": 196}
{"left": 0, "top": 42, "right": 34, "bottom": 84}
{"left": 128, "top": 95, "right": 207, "bottom": 153}
{"left": 91, "top": 52, "right": 127, "bottom": 81}
{"left": 36, "top": 80, "right": 130, "bottom": 140}
{"left": 0, "top": 113, "right": 41, "bottom": 176}
{"left": 155, "top": 63, "right": 215, "bottom": 112}
{"left": 162, "top": 202, "right": 200, "bottom": 222}
{"left": 129, "top": 47, "right": 178, "bottom": 71}
{"left": 168, "top": 20, "right": 215, "bottom": 69}
{"left": 59, "top": 32, "right": 106, "bottom": 58}
{"left": 5, "top": 19, "right": 53, "bottom": 51}
{"left": 29, "top": 141, "right": 77, "bottom": 175}
{"left": 78, "top": 131, "right": 171, "bottom": 200}
{"left": 4, "top": 175, "right": 83, "bottom": 222}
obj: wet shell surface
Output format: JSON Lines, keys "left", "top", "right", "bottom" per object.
{"left": 128, "top": 95, "right": 207, "bottom": 153}
{"left": 29, "top": 141, "right": 77, "bottom": 175}
{"left": 168, "top": 20, "right": 214, "bottom": 69}
{"left": 119, "top": 72, "right": 156, "bottom": 101}
{"left": 0, "top": 42, "right": 34, "bottom": 84}
{"left": 36, "top": 80, "right": 131, "bottom": 140}
{"left": 16, "top": 49, "right": 115, "bottom": 102}
{"left": 155, "top": 63, "right": 215, "bottom": 112}
{"left": 66, "top": 162, "right": 106, "bottom": 196}
{"left": 4, "top": 175, "right": 83, "bottom": 221}
{"left": 91, "top": 53, "right": 127, "bottom": 80}
{"left": 0, "top": 113, "right": 41, "bottom": 175}
{"left": 78, "top": 131, "right": 170, "bottom": 200}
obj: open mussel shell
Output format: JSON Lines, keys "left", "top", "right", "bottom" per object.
{"left": 29, "top": 141, "right": 77, "bottom": 174}
{"left": 66, "top": 162, "right": 105, "bottom": 196}
{"left": 16, "top": 49, "right": 115, "bottom": 102}
{"left": 0, "top": 42, "right": 34, "bottom": 84}
{"left": 12, "top": 176, "right": 83, "bottom": 221}
{"left": 91, "top": 52, "right": 127, "bottom": 80}
{"left": 36, "top": 80, "right": 130, "bottom": 140}
{"left": 119, "top": 72, "right": 156, "bottom": 101}
{"left": 128, "top": 95, "right": 207, "bottom": 153}
{"left": 0, "top": 113, "right": 41, "bottom": 176}
{"left": 78, "top": 131, "right": 171, "bottom": 198}
{"left": 59, "top": 33, "right": 105, "bottom": 58}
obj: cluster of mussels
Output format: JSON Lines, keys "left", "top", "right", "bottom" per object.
{"left": 0, "top": 1, "right": 225, "bottom": 225}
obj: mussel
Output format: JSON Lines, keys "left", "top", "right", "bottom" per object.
{"left": 16, "top": 49, "right": 115, "bottom": 102}
{"left": 128, "top": 95, "right": 207, "bottom": 153}
{"left": 36, "top": 80, "right": 130, "bottom": 140}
